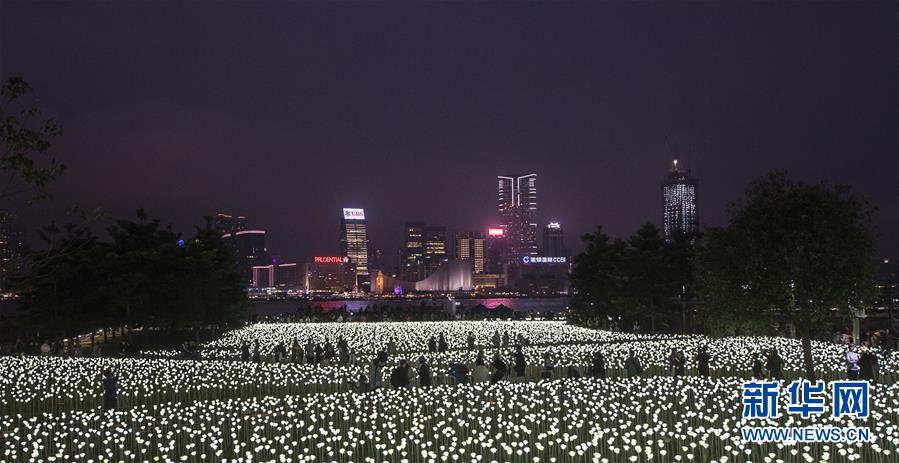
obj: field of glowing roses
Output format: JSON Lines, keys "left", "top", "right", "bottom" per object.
{"left": 0, "top": 320, "right": 897, "bottom": 463}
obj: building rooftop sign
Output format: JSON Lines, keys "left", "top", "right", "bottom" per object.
{"left": 314, "top": 256, "right": 349, "bottom": 264}
{"left": 522, "top": 256, "right": 567, "bottom": 264}
{"left": 342, "top": 208, "right": 365, "bottom": 220}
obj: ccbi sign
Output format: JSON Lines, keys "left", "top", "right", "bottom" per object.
{"left": 522, "top": 256, "right": 567, "bottom": 264}
{"left": 342, "top": 208, "right": 365, "bottom": 220}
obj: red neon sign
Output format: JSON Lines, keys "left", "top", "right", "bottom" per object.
{"left": 488, "top": 228, "right": 504, "bottom": 237}
{"left": 314, "top": 256, "right": 348, "bottom": 263}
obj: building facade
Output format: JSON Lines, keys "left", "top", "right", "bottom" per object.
{"left": 212, "top": 213, "right": 247, "bottom": 234}
{"left": 422, "top": 225, "right": 447, "bottom": 278}
{"left": 541, "top": 222, "right": 566, "bottom": 257}
{"left": 455, "top": 231, "right": 486, "bottom": 274}
{"left": 223, "top": 229, "right": 268, "bottom": 287}
{"left": 0, "top": 211, "right": 21, "bottom": 291}
{"left": 305, "top": 257, "right": 354, "bottom": 294}
{"left": 512, "top": 255, "right": 570, "bottom": 294}
{"left": 661, "top": 159, "right": 698, "bottom": 242}
{"left": 484, "top": 227, "right": 508, "bottom": 274}
{"left": 498, "top": 174, "right": 538, "bottom": 261}
{"left": 401, "top": 221, "right": 425, "bottom": 281}
{"left": 339, "top": 208, "right": 369, "bottom": 291}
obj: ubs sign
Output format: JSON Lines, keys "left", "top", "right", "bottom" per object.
{"left": 342, "top": 208, "right": 365, "bottom": 220}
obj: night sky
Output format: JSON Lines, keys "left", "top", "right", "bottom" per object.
{"left": 1, "top": 1, "right": 896, "bottom": 266}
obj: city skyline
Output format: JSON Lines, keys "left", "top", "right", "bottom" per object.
{"left": 1, "top": 2, "right": 895, "bottom": 265}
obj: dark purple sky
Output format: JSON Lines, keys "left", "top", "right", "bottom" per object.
{"left": 1, "top": 1, "right": 896, "bottom": 266}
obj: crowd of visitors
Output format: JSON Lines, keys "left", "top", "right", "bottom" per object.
{"left": 254, "top": 303, "right": 560, "bottom": 324}
{"left": 0, "top": 336, "right": 111, "bottom": 357}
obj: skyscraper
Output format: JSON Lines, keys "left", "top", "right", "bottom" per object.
{"left": 541, "top": 222, "right": 566, "bottom": 257}
{"left": 422, "top": 225, "right": 447, "bottom": 278}
{"left": 484, "top": 227, "right": 508, "bottom": 274}
{"left": 661, "top": 159, "right": 698, "bottom": 242}
{"left": 339, "top": 208, "right": 369, "bottom": 290}
{"left": 401, "top": 221, "right": 425, "bottom": 281}
{"left": 455, "top": 231, "right": 486, "bottom": 274}
{"left": 498, "top": 174, "right": 538, "bottom": 261}
{"left": 0, "top": 211, "right": 21, "bottom": 290}
{"left": 223, "top": 229, "right": 268, "bottom": 286}
{"left": 212, "top": 213, "right": 247, "bottom": 234}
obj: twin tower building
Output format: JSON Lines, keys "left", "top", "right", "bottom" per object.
{"left": 337, "top": 173, "right": 567, "bottom": 294}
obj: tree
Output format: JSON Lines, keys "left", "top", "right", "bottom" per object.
{"left": 104, "top": 211, "right": 247, "bottom": 334}
{"left": 14, "top": 223, "right": 109, "bottom": 337}
{"left": 0, "top": 77, "right": 64, "bottom": 202}
{"left": 693, "top": 171, "right": 877, "bottom": 379}
{"left": 572, "top": 224, "right": 696, "bottom": 333}
{"left": 620, "top": 223, "right": 670, "bottom": 332}
{"left": 570, "top": 226, "right": 627, "bottom": 324}
{"left": 16, "top": 210, "right": 247, "bottom": 343}
{"left": 185, "top": 220, "right": 247, "bottom": 333}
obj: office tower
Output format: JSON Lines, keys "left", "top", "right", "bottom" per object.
{"left": 273, "top": 263, "right": 299, "bottom": 289}
{"left": 305, "top": 256, "right": 354, "bottom": 294}
{"left": 252, "top": 265, "right": 275, "bottom": 288}
{"left": 422, "top": 225, "right": 447, "bottom": 278}
{"left": 484, "top": 227, "right": 508, "bottom": 274}
{"left": 0, "top": 211, "right": 21, "bottom": 290}
{"left": 223, "top": 229, "right": 268, "bottom": 286}
{"left": 401, "top": 222, "right": 425, "bottom": 281}
{"left": 455, "top": 231, "right": 486, "bottom": 274}
{"left": 497, "top": 173, "right": 538, "bottom": 261}
{"left": 661, "top": 159, "right": 698, "bottom": 242}
{"left": 339, "top": 208, "right": 369, "bottom": 289}
{"left": 212, "top": 213, "right": 247, "bottom": 234}
{"left": 369, "top": 247, "right": 385, "bottom": 273}
{"left": 541, "top": 222, "right": 566, "bottom": 257}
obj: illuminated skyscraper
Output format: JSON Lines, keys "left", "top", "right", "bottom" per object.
{"left": 484, "top": 227, "right": 508, "bottom": 274}
{"left": 339, "top": 208, "right": 369, "bottom": 289}
{"left": 223, "top": 229, "right": 268, "bottom": 286}
{"left": 455, "top": 231, "right": 486, "bottom": 274}
{"left": 541, "top": 222, "right": 566, "bottom": 257}
{"left": 0, "top": 210, "right": 21, "bottom": 290}
{"left": 401, "top": 221, "right": 425, "bottom": 281}
{"left": 212, "top": 213, "right": 247, "bottom": 234}
{"left": 497, "top": 173, "right": 538, "bottom": 261}
{"left": 422, "top": 225, "right": 447, "bottom": 278}
{"left": 661, "top": 159, "right": 698, "bottom": 242}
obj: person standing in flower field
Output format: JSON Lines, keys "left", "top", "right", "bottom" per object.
{"left": 765, "top": 348, "right": 783, "bottom": 380}
{"left": 625, "top": 349, "right": 643, "bottom": 378}
{"left": 513, "top": 346, "right": 526, "bottom": 380}
{"left": 102, "top": 369, "right": 117, "bottom": 412}
{"left": 589, "top": 351, "right": 606, "bottom": 379}
{"left": 697, "top": 345, "right": 711, "bottom": 377}
{"left": 418, "top": 357, "right": 431, "bottom": 387}
{"left": 846, "top": 344, "right": 861, "bottom": 380}
{"left": 669, "top": 348, "right": 686, "bottom": 377}
{"left": 751, "top": 352, "right": 766, "bottom": 380}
